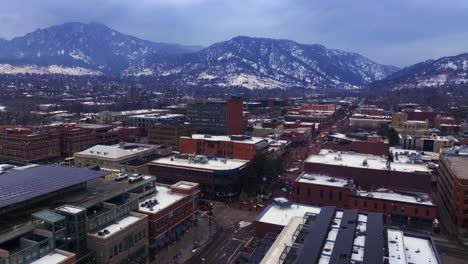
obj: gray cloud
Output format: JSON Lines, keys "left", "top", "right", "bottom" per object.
{"left": 1, "top": 0, "right": 467, "bottom": 67}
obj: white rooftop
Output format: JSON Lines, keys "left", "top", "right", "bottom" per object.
{"left": 94, "top": 215, "right": 141, "bottom": 238}
{"left": 151, "top": 155, "right": 248, "bottom": 171}
{"left": 76, "top": 144, "right": 154, "bottom": 159}
{"left": 56, "top": 205, "right": 85, "bottom": 214}
{"left": 386, "top": 229, "right": 439, "bottom": 264}
{"left": 187, "top": 134, "right": 267, "bottom": 145}
{"left": 138, "top": 186, "right": 185, "bottom": 214}
{"left": 30, "top": 253, "right": 68, "bottom": 264}
{"left": 305, "top": 149, "right": 430, "bottom": 174}
{"left": 355, "top": 188, "right": 434, "bottom": 206}
{"left": 297, "top": 173, "right": 353, "bottom": 188}
{"left": 256, "top": 202, "right": 321, "bottom": 226}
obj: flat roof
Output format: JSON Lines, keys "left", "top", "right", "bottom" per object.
{"left": 355, "top": 188, "right": 434, "bottom": 206}
{"left": 0, "top": 165, "right": 107, "bottom": 210}
{"left": 30, "top": 252, "right": 69, "bottom": 264}
{"left": 150, "top": 155, "right": 248, "bottom": 171}
{"left": 445, "top": 156, "right": 468, "bottom": 180}
{"left": 255, "top": 202, "right": 321, "bottom": 227}
{"left": 386, "top": 229, "right": 439, "bottom": 264}
{"left": 305, "top": 149, "right": 430, "bottom": 174}
{"left": 186, "top": 134, "right": 267, "bottom": 145}
{"left": 75, "top": 143, "right": 156, "bottom": 159}
{"left": 93, "top": 215, "right": 141, "bottom": 238}
{"left": 296, "top": 173, "right": 354, "bottom": 188}
{"left": 138, "top": 186, "right": 185, "bottom": 214}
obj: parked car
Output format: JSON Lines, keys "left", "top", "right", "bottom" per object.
{"left": 128, "top": 174, "right": 143, "bottom": 183}
{"left": 114, "top": 173, "right": 128, "bottom": 181}
{"left": 198, "top": 204, "right": 210, "bottom": 211}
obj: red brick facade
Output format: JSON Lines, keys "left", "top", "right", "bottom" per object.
{"left": 178, "top": 137, "right": 265, "bottom": 160}
{"left": 227, "top": 99, "right": 245, "bottom": 135}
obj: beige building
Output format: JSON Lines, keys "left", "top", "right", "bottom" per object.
{"left": 87, "top": 212, "right": 148, "bottom": 264}
{"left": 148, "top": 122, "right": 196, "bottom": 150}
{"left": 399, "top": 134, "right": 457, "bottom": 153}
{"left": 391, "top": 112, "right": 429, "bottom": 135}
{"left": 74, "top": 142, "right": 172, "bottom": 175}
{"left": 93, "top": 109, "right": 168, "bottom": 125}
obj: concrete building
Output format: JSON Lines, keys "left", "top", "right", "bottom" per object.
{"left": 179, "top": 134, "right": 269, "bottom": 160}
{"left": 349, "top": 114, "right": 392, "bottom": 129}
{"left": 292, "top": 173, "right": 436, "bottom": 229}
{"left": 93, "top": 109, "right": 167, "bottom": 125}
{"left": 187, "top": 97, "right": 244, "bottom": 135}
{"left": 86, "top": 212, "right": 148, "bottom": 264}
{"left": 255, "top": 202, "right": 441, "bottom": 264}
{"left": 148, "top": 154, "right": 248, "bottom": 197}
{"left": 438, "top": 145, "right": 468, "bottom": 228}
{"left": 324, "top": 133, "right": 390, "bottom": 156}
{"left": 74, "top": 143, "right": 172, "bottom": 174}
{"left": 391, "top": 112, "right": 429, "bottom": 136}
{"left": 304, "top": 149, "right": 432, "bottom": 192}
{"left": 147, "top": 121, "right": 196, "bottom": 150}
{"left": 127, "top": 114, "right": 186, "bottom": 136}
{"left": 399, "top": 134, "right": 457, "bottom": 153}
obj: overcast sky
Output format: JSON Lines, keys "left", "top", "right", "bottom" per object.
{"left": 1, "top": 0, "right": 467, "bottom": 67}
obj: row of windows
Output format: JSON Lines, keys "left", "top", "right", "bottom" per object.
{"left": 107, "top": 229, "right": 146, "bottom": 259}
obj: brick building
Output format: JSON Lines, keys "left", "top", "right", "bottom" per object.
{"left": 137, "top": 181, "right": 199, "bottom": 258}
{"left": 303, "top": 149, "right": 432, "bottom": 192}
{"left": 438, "top": 146, "right": 468, "bottom": 228}
{"left": 148, "top": 154, "right": 248, "bottom": 197}
{"left": 323, "top": 133, "right": 390, "bottom": 156}
{"left": 187, "top": 98, "right": 244, "bottom": 135}
{"left": 292, "top": 173, "right": 436, "bottom": 228}
{"left": 178, "top": 134, "right": 269, "bottom": 160}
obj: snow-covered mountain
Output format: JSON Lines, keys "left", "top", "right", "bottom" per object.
{"left": 370, "top": 53, "right": 468, "bottom": 90}
{"left": 127, "top": 36, "right": 399, "bottom": 89}
{"left": 0, "top": 22, "right": 202, "bottom": 74}
{"left": 0, "top": 23, "right": 399, "bottom": 89}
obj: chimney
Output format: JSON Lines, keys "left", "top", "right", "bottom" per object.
{"left": 119, "top": 141, "right": 125, "bottom": 149}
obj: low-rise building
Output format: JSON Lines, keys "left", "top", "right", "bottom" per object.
{"left": 304, "top": 149, "right": 432, "bottom": 192}
{"left": 74, "top": 142, "right": 172, "bottom": 174}
{"left": 179, "top": 134, "right": 269, "bottom": 160}
{"left": 148, "top": 154, "right": 248, "bottom": 198}
{"left": 255, "top": 202, "right": 441, "bottom": 264}
{"left": 128, "top": 114, "right": 185, "bottom": 136}
{"left": 147, "top": 121, "right": 196, "bottom": 150}
{"left": 324, "top": 132, "right": 390, "bottom": 156}
{"left": 392, "top": 112, "right": 430, "bottom": 136}
{"left": 349, "top": 113, "right": 391, "bottom": 129}
{"left": 399, "top": 134, "right": 457, "bottom": 153}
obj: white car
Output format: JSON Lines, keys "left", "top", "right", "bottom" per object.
{"left": 114, "top": 173, "right": 128, "bottom": 181}
{"left": 128, "top": 174, "right": 143, "bottom": 183}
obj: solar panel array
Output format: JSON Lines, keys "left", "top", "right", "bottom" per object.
{"left": 0, "top": 165, "right": 108, "bottom": 209}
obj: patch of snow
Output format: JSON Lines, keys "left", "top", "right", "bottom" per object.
{"left": 0, "top": 64, "right": 102, "bottom": 76}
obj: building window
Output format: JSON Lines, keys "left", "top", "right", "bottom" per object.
{"left": 363, "top": 201, "right": 367, "bottom": 208}
{"left": 415, "top": 208, "right": 419, "bottom": 215}
{"left": 426, "top": 209, "right": 430, "bottom": 216}
{"left": 354, "top": 200, "right": 357, "bottom": 206}
{"left": 392, "top": 205, "right": 397, "bottom": 212}
{"left": 339, "top": 192, "right": 343, "bottom": 201}
{"left": 401, "top": 207, "right": 405, "bottom": 213}
{"left": 307, "top": 188, "right": 311, "bottom": 197}
{"left": 329, "top": 191, "right": 333, "bottom": 201}
{"left": 383, "top": 204, "right": 387, "bottom": 210}
{"left": 320, "top": 190, "right": 324, "bottom": 200}
{"left": 296, "top": 187, "right": 300, "bottom": 195}
{"left": 374, "top": 203, "right": 378, "bottom": 209}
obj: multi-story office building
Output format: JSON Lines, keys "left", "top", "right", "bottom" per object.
{"left": 147, "top": 121, "right": 196, "bottom": 150}
{"left": 127, "top": 114, "right": 185, "bottom": 136}
{"left": 391, "top": 112, "right": 430, "bottom": 136}
{"left": 438, "top": 145, "right": 468, "bottom": 228}
{"left": 178, "top": 134, "right": 269, "bottom": 160}
{"left": 187, "top": 97, "right": 244, "bottom": 135}
{"left": 324, "top": 133, "right": 390, "bottom": 156}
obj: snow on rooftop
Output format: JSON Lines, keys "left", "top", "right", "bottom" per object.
{"left": 76, "top": 144, "right": 154, "bottom": 159}
{"left": 387, "top": 229, "right": 407, "bottom": 264}
{"left": 260, "top": 217, "right": 303, "bottom": 264}
{"left": 138, "top": 186, "right": 185, "bottom": 214}
{"left": 177, "top": 184, "right": 194, "bottom": 189}
{"left": 256, "top": 203, "right": 321, "bottom": 226}
{"left": 305, "top": 149, "right": 430, "bottom": 173}
{"left": 94, "top": 215, "right": 140, "bottom": 238}
{"left": 30, "top": 252, "right": 69, "bottom": 264}
{"left": 188, "top": 134, "right": 266, "bottom": 144}
{"left": 403, "top": 234, "right": 439, "bottom": 264}
{"left": 297, "top": 173, "right": 353, "bottom": 188}
{"left": 151, "top": 155, "right": 248, "bottom": 171}
{"left": 355, "top": 188, "right": 434, "bottom": 206}
{"left": 57, "top": 205, "right": 84, "bottom": 214}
